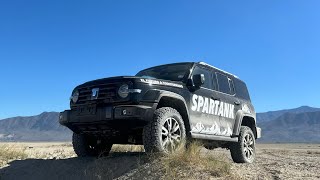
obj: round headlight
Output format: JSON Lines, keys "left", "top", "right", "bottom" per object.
{"left": 118, "top": 84, "right": 129, "bottom": 98}
{"left": 71, "top": 90, "right": 79, "bottom": 103}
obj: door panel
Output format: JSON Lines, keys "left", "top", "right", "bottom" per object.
{"left": 189, "top": 68, "right": 239, "bottom": 137}
{"left": 189, "top": 89, "right": 237, "bottom": 137}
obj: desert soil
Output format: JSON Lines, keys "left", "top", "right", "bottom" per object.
{"left": 0, "top": 143, "right": 319, "bottom": 180}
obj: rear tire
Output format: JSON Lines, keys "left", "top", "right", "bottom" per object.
{"left": 143, "top": 107, "right": 186, "bottom": 154}
{"left": 72, "top": 133, "right": 113, "bottom": 157}
{"left": 229, "top": 126, "right": 256, "bottom": 163}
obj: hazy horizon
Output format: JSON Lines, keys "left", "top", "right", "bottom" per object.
{"left": 1, "top": 105, "right": 319, "bottom": 120}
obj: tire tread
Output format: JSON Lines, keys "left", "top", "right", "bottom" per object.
{"left": 230, "top": 126, "right": 255, "bottom": 163}
{"left": 143, "top": 107, "right": 186, "bottom": 153}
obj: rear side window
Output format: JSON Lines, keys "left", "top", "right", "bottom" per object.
{"left": 216, "top": 73, "right": 234, "bottom": 95}
{"left": 192, "top": 66, "right": 213, "bottom": 89}
{"left": 234, "top": 79, "right": 251, "bottom": 100}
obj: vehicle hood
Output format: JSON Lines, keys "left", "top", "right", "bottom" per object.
{"left": 76, "top": 76, "right": 140, "bottom": 89}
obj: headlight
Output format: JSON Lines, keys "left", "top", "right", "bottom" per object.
{"left": 70, "top": 90, "right": 79, "bottom": 103}
{"left": 118, "top": 84, "right": 129, "bottom": 98}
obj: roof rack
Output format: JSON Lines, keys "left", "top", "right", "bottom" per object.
{"left": 198, "top": 62, "right": 239, "bottom": 79}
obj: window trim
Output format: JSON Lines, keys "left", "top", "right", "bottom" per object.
{"left": 189, "top": 65, "right": 237, "bottom": 97}
{"left": 215, "top": 72, "right": 236, "bottom": 96}
{"left": 228, "top": 77, "right": 236, "bottom": 95}
{"left": 199, "top": 75, "right": 236, "bottom": 97}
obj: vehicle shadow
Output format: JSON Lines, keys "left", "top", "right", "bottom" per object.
{"left": 0, "top": 152, "right": 148, "bottom": 180}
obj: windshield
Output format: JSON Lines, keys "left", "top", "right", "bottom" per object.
{"left": 136, "top": 63, "right": 193, "bottom": 82}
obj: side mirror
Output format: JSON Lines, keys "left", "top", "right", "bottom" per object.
{"left": 193, "top": 74, "right": 205, "bottom": 87}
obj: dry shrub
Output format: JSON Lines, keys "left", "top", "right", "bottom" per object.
{"left": 0, "top": 144, "right": 27, "bottom": 165}
{"left": 85, "top": 143, "right": 236, "bottom": 180}
{"left": 159, "top": 141, "right": 233, "bottom": 179}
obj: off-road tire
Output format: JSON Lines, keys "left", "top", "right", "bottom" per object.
{"left": 143, "top": 107, "right": 186, "bottom": 154}
{"left": 72, "top": 133, "right": 112, "bottom": 157}
{"left": 229, "top": 126, "right": 256, "bottom": 163}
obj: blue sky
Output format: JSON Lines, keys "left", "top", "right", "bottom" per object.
{"left": 0, "top": 0, "right": 320, "bottom": 119}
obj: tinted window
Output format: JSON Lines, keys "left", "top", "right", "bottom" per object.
{"left": 216, "top": 73, "right": 231, "bottom": 94}
{"left": 136, "top": 63, "right": 193, "bottom": 82}
{"left": 192, "top": 66, "right": 213, "bottom": 89}
{"left": 234, "top": 79, "right": 251, "bottom": 100}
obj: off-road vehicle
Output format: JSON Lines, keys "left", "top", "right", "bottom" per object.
{"left": 60, "top": 62, "right": 261, "bottom": 163}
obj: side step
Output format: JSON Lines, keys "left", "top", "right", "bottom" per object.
{"left": 191, "top": 132, "right": 238, "bottom": 142}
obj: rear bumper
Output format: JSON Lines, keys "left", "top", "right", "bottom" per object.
{"left": 256, "top": 127, "right": 262, "bottom": 139}
{"left": 59, "top": 105, "right": 155, "bottom": 130}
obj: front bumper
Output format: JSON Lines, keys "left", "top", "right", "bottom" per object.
{"left": 59, "top": 105, "right": 154, "bottom": 126}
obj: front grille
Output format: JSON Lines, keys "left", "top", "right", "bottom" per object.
{"left": 75, "top": 82, "right": 128, "bottom": 105}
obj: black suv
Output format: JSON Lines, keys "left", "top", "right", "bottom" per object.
{"left": 60, "top": 62, "right": 261, "bottom": 163}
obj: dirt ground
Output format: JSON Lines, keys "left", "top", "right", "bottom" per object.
{"left": 0, "top": 142, "right": 319, "bottom": 180}
{"left": 230, "top": 144, "right": 320, "bottom": 180}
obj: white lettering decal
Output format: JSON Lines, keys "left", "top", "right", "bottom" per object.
{"left": 202, "top": 97, "right": 209, "bottom": 113}
{"left": 190, "top": 94, "right": 235, "bottom": 119}
{"left": 218, "top": 102, "right": 224, "bottom": 116}
{"left": 214, "top": 101, "right": 220, "bottom": 115}
{"left": 209, "top": 98, "right": 215, "bottom": 114}
{"left": 229, "top": 105, "right": 235, "bottom": 119}
{"left": 224, "top": 103, "right": 230, "bottom": 118}
{"left": 140, "top": 79, "right": 183, "bottom": 88}
{"left": 191, "top": 94, "right": 198, "bottom": 111}
{"left": 197, "top": 96, "right": 204, "bottom": 112}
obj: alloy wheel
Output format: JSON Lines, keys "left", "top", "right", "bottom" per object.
{"left": 161, "top": 117, "right": 182, "bottom": 152}
{"left": 243, "top": 133, "right": 254, "bottom": 160}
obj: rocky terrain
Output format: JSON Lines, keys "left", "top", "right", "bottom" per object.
{"left": 0, "top": 143, "right": 319, "bottom": 180}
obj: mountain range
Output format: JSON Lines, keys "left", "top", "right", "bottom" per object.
{"left": 0, "top": 106, "right": 319, "bottom": 142}
{"left": 257, "top": 106, "right": 320, "bottom": 143}
{"left": 0, "top": 112, "right": 71, "bottom": 141}
{"left": 257, "top": 106, "right": 320, "bottom": 122}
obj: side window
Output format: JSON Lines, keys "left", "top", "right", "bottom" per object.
{"left": 192, "top": 66, "right": 213, "bottom": 89}
{"left": 216, "top": 73, "right": 234, "bottom": 95}
{"left": 234, "top": 79, "right": 251, "bottom": 100}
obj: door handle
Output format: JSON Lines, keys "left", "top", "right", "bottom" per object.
{"left": 211, "top": 97, "right": 220, "bottom": 101}
{"left": 234, "top": 101, "right": 241, "bottom": 105}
